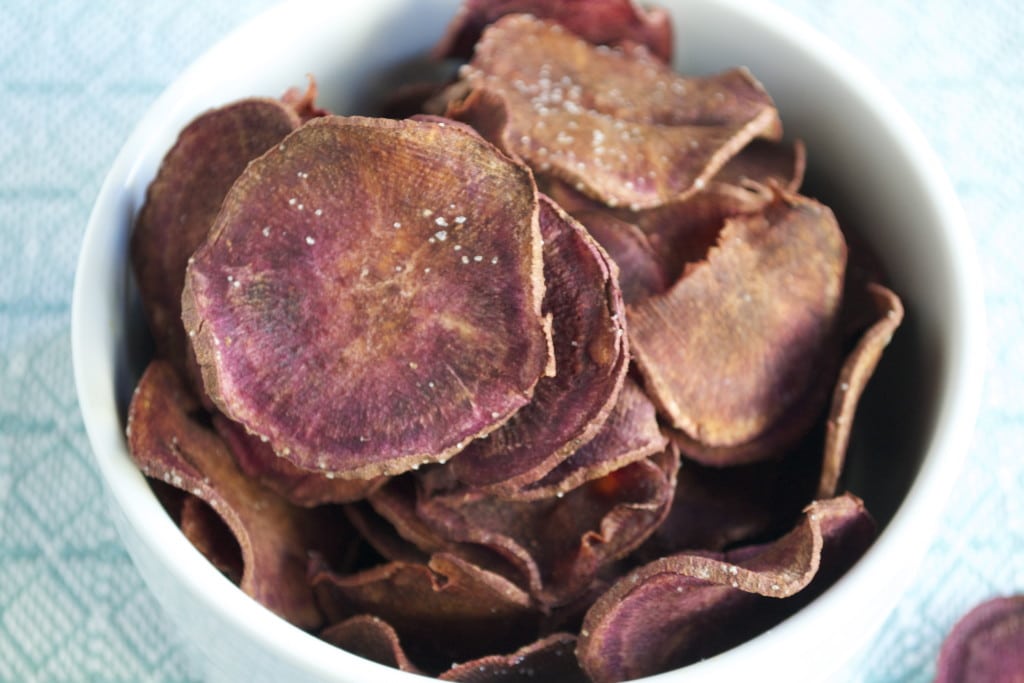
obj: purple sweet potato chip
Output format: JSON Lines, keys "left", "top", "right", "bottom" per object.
{"left": 664, "top": 346, "right": 838, "bottom": 467}
{"left": 126, "top": 360, "right": 328, "bottom": 629}
{"left": 182, "top": 115, "right": 551, "bottom": 480}
{"left": 439, "top": 632, "right": 587, "bottom": 682}
{"left": 577, "top": 494, "right": 873, "bottom": 682}
{"left": 320, "top": 615, "right": 421, "bottom": 673}
{"left": 446, "top": 14, "right": 781, "bottom": 210}
{"left": 628, "top": 189, "right": 847, "bottom": 452}
{"left": 131, "top": 98, "right": 301, "bottom": 381}
{"left": 545, "top": 142, "right": 803, "bottom": 292}
{"left": 714, "top": 139, "right": 807, "bottom": 193}
{"left": 452, "top": 195, "right": 627, "bottom": 492}
{"left": 818, "top": 283, "right": 904, "bottom": 497}
{"left": 511, "top": 377, "right": 668, "bottom": 500}
{"left": 433, "top": 0, "right": 673, "bottom": 63}
{"left": 179, "top": 495, "right": 244, "bottom": 583}
{"left": 420, "top": 448, "right": 679, "bottom": 607}
{"left": 212, "top": 414, "right": 385, "bottom": 507}
{"left": 569, "top": 209, "right": 669, "bottom": 305}
{"left": 362, "top": 476, "right": 534, "bottom": 590}
{"left": 312, "top": 552, "right": 541, "bottom": 672}
{"left": 935, "top": 595, "right": 1024, "bottom": 683}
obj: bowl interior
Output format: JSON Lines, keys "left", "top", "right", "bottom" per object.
{"left": 72, "top": 0, "right": 984, "bottom": 681}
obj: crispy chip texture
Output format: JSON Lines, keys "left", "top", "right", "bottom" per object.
{"left": 131, "top": 98, "right": 300, "bottom": 378}
{"left": 126, "top": 360, "right": 325, "bottom": 629}
{"left": 629, "top": 189, "right": 847, "bottom": 451}
{"left": 320, "top": 615, "right": 421, "bottom": 673}
{"left": 447, "top": 15, "right": 781, "bottom": 210}
{"left": 577, "top": 494, "right": 874, "bottom": 682}
{"left": 312, "top": 553, "right": 540, "bottom": 672}
{"left": 452, "top": 195, "right": 627, "bottom": 491}
{"left": 183, "top": 115, "right": 550, "bottom": 479}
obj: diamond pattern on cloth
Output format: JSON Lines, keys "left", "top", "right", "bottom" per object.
{"left": 0, "top": 1, "right": 1021, "bottom": 681}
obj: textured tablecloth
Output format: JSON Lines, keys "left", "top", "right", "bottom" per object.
{"left": 0, "top": 1, "right": 1019, "bottom": 681}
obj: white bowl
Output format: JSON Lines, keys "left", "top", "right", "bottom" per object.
{"left": 72, "top": 0, "right": 985, "bottom": 681}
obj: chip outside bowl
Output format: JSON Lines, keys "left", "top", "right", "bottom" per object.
{"left": 72, "top": 0, "right": 984, "bottom": 681}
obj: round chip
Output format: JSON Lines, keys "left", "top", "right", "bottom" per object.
{"left": 183, "top": 115, "right": 550, "bottom": 479}
{"left": 131, "top": 98, "right": 300, "bottom": 378}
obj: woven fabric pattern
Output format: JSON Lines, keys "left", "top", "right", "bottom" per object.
{"left": 0, "top": 1, "right": 1019, "bottom": 681}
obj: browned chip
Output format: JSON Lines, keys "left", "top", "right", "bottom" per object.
{"left": 183, "top": 115, "right": 551, "bottom": 479}
{"left": 577, "top": 494, "right": 873, "bottom": 682}
{"left": 439, "top": 633, "right": 587, "bottom": 682}
{"left": 131, "top": 98, "right": 301, "bottom": 380}
{"left": 628, "top": 189, "right": 847, "bottom": 451}
{"left": 179, "top": 495, "right": 243, "bottom": 583}
{"left": 935, "top": 596, "right": 1024, "bottom": 683}
{"left": 452, "top": 195, "right": 627, "bottom": 491}
{"left": 420, "top": 448, "right": 679, "bottom": 607}
{"left": 280, "top": 75, "right": 330, "bottom": 123}
{"left": 512, "top": 377, "right": 668, "bottom": 500}
{"left": 714, "top": 139, "right": 807, "bottom": 193}
{"left": 212, "top": 415, "right": 385, "bottom": 507}
{"left": 311, "top": 553, "right": 541, "bottom": 672}
{"left": 818, "top": 283, "right": 904, "bottom": 497}
{"left": 433, "top": 0, "right": 672, "bottom": 63}
{"left": 446, "top": 14, "right": 781, "bottom": 210}
{"left": 320, "top": 615, "right": 421, "bottom": 673}
{"left": 126, "top": 360, "right": 326, "bottom": 629}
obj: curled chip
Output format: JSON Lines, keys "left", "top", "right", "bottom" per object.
{"left": 312, "top": 552, "right": 540, "bottom": 673}
{"left": 818, "top": 283, "right": 904, "bottom": 497}
{"left": 320, "top": 615, "right": 420, "bottom": 674}
{"left": 577, "top": 494, "right": 874, "bottom": 682}
{"left": 452, "top": 195, "right": 628, "bottom": 492}
{"left": 446, "top": 14, "right": 781, "bottom": 210}
{"left": 419, "top": 448, "right": 678, "bottom": 607}
{"left": 513, "top": 377, "right": 668, "bottom": 500}
{"left": 935, "top": 595, "right": 1024, "bottom": 683}
{"left": 131, "top": 97, "right": 302, "bottom": 380}
{"left": 628, "top": 188, "right": 847, "bottom": 453}
{"left": 433, "top": 0, "right": 672, "bottom": 63}
{"left": 183, "top": 115, "right": 551, "bottom": 479}
{"left": 126, "top": 360, "right": 327, "bottom": 629}
{"left": 439, "top": 633, "right": 587, "bottom": 682}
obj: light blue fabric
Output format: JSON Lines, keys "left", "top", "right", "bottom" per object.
{"left": 0, "top": 1, "right": 1018, "bottom": 681}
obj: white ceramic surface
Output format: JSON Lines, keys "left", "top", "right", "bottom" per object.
{"left": 72, "top": 0, "right": 985, "bottom": 681}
